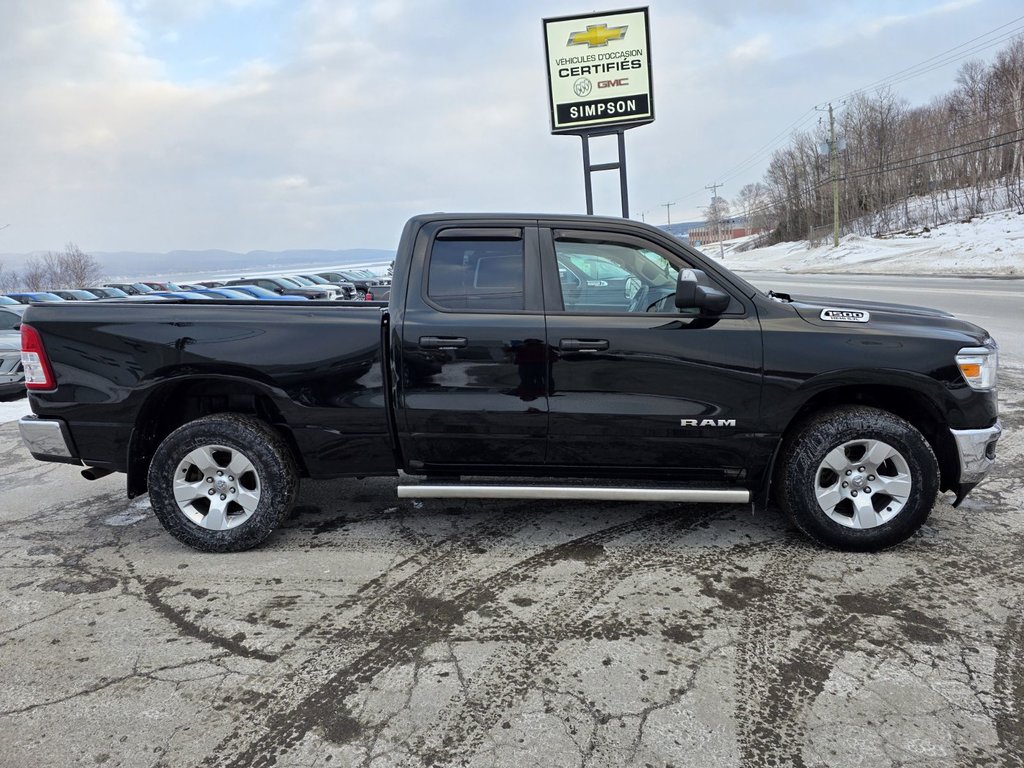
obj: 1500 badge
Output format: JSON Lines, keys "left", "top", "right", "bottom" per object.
{"left": 820, "top": 308, "right": 870, "bottom": 322}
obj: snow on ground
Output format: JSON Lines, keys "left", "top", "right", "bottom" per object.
{"left": 0, "top": 396, "right": 30, "bottom": 425}
{"left": 709, "top": 208, "right": 1024, "bottom": 276}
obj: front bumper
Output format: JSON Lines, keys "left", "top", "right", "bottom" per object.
{"left": 19, "top": 416, "right": 81, "bottom": 465}
{"left": 951, "top": 422, "right": 1001, "bottom": 485}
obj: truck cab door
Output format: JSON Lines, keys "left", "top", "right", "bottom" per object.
{"left": 540, "top": 226, "right": 763, "bottom": 481}
{"left": 395, "top": 223, "right": 549, "bottom": 471}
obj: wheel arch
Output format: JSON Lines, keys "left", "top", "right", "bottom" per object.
{"left": 126, "top": 375, "right": 306, "bottom": 498}
{"left": 760, "top": 383, "right": 959, "bottom": 507}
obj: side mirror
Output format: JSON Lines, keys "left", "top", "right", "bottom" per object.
{"left": 675, "top": 269, "right": 731, "bottom": 314}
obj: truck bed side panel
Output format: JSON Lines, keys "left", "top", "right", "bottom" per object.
{"left": 24, "top": 301, "right": 394, "bottom": 477}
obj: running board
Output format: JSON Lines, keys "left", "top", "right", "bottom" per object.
{"left": 397, "top": 485, "right": 749, "bottom": 503}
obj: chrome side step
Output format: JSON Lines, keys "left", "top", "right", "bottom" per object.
{"left": 397, "top": 485, "right": 749, "bottom": 503}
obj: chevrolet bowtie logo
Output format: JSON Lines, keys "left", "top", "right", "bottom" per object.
{"left": 567, "top": 23, "right": 627, "bottom": 48}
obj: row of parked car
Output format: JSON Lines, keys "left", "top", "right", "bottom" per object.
{"left": 3, "top": 268, "right": 392, "bottom": 306}
{"left": 0, "top": 268, "right": 392, "bottom": 398}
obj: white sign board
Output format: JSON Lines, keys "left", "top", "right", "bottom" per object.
{"left": 543, "top": 7, "right": 654, "bottom": 134}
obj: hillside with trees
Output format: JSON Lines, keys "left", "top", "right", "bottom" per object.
{"left": 741, "top": 36, "right": 1024, "bottom": 246}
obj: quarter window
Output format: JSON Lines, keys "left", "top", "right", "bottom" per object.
{"left": 427, "top": 237, "right": 525, "bottom": 311}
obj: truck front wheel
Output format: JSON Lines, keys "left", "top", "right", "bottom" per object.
{"left": 147, "top": 414, "right": 298, "bottom": 552}
{"left": 778, "top": 406, "right": 939, "bottom": 551}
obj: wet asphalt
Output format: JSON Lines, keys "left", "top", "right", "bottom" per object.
{"left": 0, "top": 372, "right": 1021, "bottom": 767}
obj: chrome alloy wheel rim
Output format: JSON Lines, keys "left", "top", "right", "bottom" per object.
{"left": 172, "top": 445, "right": 261, "bottom": 530}
{"left": 814, "top": 439, "right": 913, "bottom": 529}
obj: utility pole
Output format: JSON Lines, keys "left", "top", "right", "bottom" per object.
{"left": 705, "top": 183, "right": 724, "bottom": 260}
{"left": 816, "top": 103, "right": 842, "bottom": 247}
{"left": 829, "top": 103, "right": 840, "bottom": 248}
{"left": 662, "top": 202, "right": 674, "bottom": 225}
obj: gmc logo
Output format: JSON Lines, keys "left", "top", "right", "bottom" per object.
{"left": 598, "top": 78, "right": 629, "bottom": 88}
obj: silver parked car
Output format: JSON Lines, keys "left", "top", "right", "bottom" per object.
{"left": 0, "top": 305, "right": 26, "bottom": 398}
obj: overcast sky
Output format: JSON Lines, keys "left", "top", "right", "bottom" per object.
{"left": 1, "top": 0, "right": 1021, "bottom": 254}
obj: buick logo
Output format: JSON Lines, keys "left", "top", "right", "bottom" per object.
{"left": 573, "top": 78, "right": 593, "bottom": 97}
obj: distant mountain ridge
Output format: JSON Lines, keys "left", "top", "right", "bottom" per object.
{"left": 0, "top": 247, "right": 396, "bottom": 281}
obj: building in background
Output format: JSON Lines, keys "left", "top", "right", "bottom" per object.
{"left": 657, "top": 216, "right": 765, "bottom": 246}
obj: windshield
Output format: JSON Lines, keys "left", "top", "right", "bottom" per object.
{"left": 130, "top": 283, "right": 155, "bottom": 293}
{"left": 276, "top": 277, "right": 301, "bottom": 288}
{"left": 303, "top": 275, "right": 330, "bottom": 285}
{"left": 94, "top": 287, "right": 129, "bottom": 297}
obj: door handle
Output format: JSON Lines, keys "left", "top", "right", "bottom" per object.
{"left": 420, "top": 336, "right": 468, "bottom": 349}
{"left": 559, "top": 338, "right": 609, "bottom": 352}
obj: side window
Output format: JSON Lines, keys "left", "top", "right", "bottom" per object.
{"left": 555, "top": 239, "right": 680, "bottom": 314}
{"left": 427, "top": 236, "right": 525, "bottom": 311}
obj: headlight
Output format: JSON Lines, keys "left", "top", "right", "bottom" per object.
{"left": 956, "top": 340, "right": 998, "bottom": 390}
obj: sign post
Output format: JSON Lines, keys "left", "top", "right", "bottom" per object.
{"left": 543, "top": 7, "right": 654, "bottom": 217}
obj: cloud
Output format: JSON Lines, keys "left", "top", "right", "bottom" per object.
{"left": 729, "top": 34, "right": 773, "bottom": 64}
{"left": 0, "top": 0, "right": 1009, "bottom": 252}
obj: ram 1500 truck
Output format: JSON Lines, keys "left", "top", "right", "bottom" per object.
{"left": 17, "top": 214, "right": 1002, "bottom": 552}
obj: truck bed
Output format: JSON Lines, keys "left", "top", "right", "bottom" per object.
{"left": 22, "top": 299, "right": 394, "bottom": 478}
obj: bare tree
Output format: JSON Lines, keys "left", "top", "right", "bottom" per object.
{"left": 703, "top": 196, "right": 731, "bottom": 242}
{"left": 737, "top": 182, "right": 770, "bottom": 235}
{"left": 0, "top": 261, "right": 20, "bottom": 292}
{"left": 992, "top": 37, "right": 1024, "bottom": 211}
{"left": 20, "top": 242, "right": 104, "bottom": 290}
{"left": 21, "top": 257, "right": 49, "bottom": 292}
{"left": 55, "top": 242, "right": 104, "bottom": 287}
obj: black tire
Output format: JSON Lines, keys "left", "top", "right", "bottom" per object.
{"left": 777, "top": 406, "right": 939, "bottom": 551}
{"left": 147, "top": 413, "right": 298, "bottom": 552}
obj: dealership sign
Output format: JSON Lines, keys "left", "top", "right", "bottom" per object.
{"left": 543, "top": 7, "right": 654, "bottom": 134}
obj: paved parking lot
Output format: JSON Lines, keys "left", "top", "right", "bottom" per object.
{"left": 0, "top": 372, "right": 1021, "bottom": 768}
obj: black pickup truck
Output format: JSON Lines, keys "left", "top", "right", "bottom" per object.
{"left": 18, "top": 214, "right": 1001, "bottom": 552}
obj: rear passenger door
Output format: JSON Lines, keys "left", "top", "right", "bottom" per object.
{"left": 396, "top": 222, "right": 550, "bottom": 470}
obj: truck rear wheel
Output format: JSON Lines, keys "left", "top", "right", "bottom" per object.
{"left": 147, "top": 414, "right": 298, "bottom": 552}
{"left": 778, "top": 406, "right": 939, "bottom": 551}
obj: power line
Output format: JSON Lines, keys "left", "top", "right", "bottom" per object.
{"left": 840, "top": 135, "right": 1023, "bottom": 182}
{"left": 836, "top": 17, "right": 1024, "bottom": 101}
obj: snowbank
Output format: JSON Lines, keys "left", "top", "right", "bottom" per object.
{"left": 709, "top": 209, "right": 1024, "bottom": 276}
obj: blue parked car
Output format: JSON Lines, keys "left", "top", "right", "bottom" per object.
{"left": 222, "top": 284, "right": 309, "bottom": 301}
{"left": 4, "top": 292, "right": 67, "bottom": 304}
{"left": 147, "top": 291, "right": 215, "bottom": 300}
{"left": 190, "top": 288, "right": 255, "bottom": 300}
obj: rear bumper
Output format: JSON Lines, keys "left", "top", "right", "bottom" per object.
{"left": 951, "top": 422, "right": 1001, "bottom": 485}
{"left": 18, "top": 416, "right": 81, "bottom": 465}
